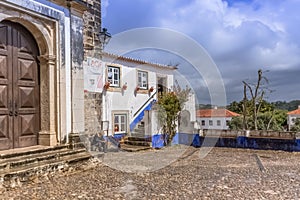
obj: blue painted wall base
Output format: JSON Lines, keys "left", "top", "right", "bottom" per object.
{"left": 151, "top": 133, "right": 300, "bottom": 152}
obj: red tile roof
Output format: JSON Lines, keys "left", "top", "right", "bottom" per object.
{"left": 287, "top": 108, "right": 300, "bottom": 115}
{"left": 196, "top": 108, "right": 240, "bottom": 118}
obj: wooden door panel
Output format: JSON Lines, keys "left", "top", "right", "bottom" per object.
{"left": 0, "top": 115, "right": 12, "bottom": 150}
{"left": 0, "top": 115, "right": 9, "bottom": 138}
{"left": 0, "top": 24, "right": 13, "bottom": 150}
{"left": 0, "top": 25, "right": 8, "bottom": 50}
{"left": 0, "top": 85, "right": 8, "bottom": 109}
{"left": 13, "top": 26, "right": 39, "bottom": 148}
{"left": 0, "top": 21, "right": 39, "bottom": 150}
{"left": 18, "top": 58, "right": 36, "bottom": 81}
{"left": 18, "top": 87, "right": 35, "bottom": 108}
{"left": 15, "top": 113, "right": 37, "bottom": 148}
{"left": 0, "top": 55, "right": 8, "bottom": 80}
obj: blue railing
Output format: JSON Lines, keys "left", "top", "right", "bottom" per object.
{"left": 130, "top": 100, "right": 156, "bottom": 131}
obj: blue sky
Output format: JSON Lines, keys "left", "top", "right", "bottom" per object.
{"left": 102, "top": 0, "right": 300, "bottom": 104}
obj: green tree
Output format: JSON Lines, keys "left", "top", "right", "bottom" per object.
{"left": 256, "top": 110, "right": 287, "bottom": 131}
{"left": 227, "top": 99, "right": 287, "bottom": 131}
{"left": 227, "top": 101, "right": 243, "bottom": 113}
{"left": 157, "top": 81, "right": 191, "bottom": 145}
{"left": 228, "top": 116, "right": 244, "bottom": 130}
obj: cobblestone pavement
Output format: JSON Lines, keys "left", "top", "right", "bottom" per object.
{"left": 1, "top": 146, "right": 300, "bottom": 199}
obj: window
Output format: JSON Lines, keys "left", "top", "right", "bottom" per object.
{"left": 226, "top": 120, "right": 230, "bottom": 126}
{"left": 138, "top": 71, "right": 148, "bottom": 89}
{"left": 201, "top": 120, "right": 205, "bottom": 126}
{"left": 108, "top": 66, "right": 120, "bottom": 87}
{"left": 209, "top": 120, "right": 213, "bottom": 126}
{"left": 217, "top": 120, "right": 221, "bottom": 126}
{"left": 114, "top": 114, "right": 127, "bottom": 133}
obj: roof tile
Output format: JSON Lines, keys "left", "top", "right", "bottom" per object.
{"left": 196, "top": 108, "right": 240, "bottom": 118}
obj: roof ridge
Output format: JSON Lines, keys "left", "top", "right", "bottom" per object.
{"left": 102, "top": 52, "right": 178, "bottom": 70}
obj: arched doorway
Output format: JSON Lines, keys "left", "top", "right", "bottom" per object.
{"left": 0, "top": 20, "right": 40, "bottom": 150}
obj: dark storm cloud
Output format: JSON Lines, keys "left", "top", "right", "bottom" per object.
{"left": 103, "top": 0, "right": 300, "bottom": 103}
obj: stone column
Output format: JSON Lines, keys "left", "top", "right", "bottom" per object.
{"left": 38, "top": 55, "right": 58, "bottom": 146}
{"left": 68, "top": 1, "right": 87, "bottom": 148}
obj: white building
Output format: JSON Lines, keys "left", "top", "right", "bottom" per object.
{"left": 196, "top": 108, "right": 239, "bottom": 130}
{"left": 84, "top": 52, "right": 196, "bottom": 138}
{"left": 287, "top": 106, "right": 300, "bottom": 131}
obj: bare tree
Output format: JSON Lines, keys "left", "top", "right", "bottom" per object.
{"left": 242, "top": 69, "right": 269, "bottom": 130}
{"left": 242, "top": 84, "right": 247, "bottom": 130}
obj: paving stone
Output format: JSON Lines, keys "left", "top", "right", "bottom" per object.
{"left": 1, "top": 147, "right": 300, "bottom": 199}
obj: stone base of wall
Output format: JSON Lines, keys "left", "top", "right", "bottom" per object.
{"left": 39, "top": 131, "right": 57, "bottom": 146}
{"left": 84, "top": 92, "right": 102, "bottom": 136}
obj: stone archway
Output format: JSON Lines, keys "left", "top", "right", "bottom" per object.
{"left": 0, "top": 16, "right": 59, "bottom": 147}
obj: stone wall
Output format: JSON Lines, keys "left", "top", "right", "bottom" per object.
{"left": 202, "top": 129, "right": 299, "bottom": 139}
{"left": 81, "top": 0, "right": 101, "bottom": 52}
{"left": 84, "top": 92, "right": 102, "bottom": 135}
{"left": 82, "top": 0, "right": 103, "bottom": 135}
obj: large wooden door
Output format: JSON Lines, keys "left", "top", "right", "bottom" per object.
{"left": 0, "top": 21, "right": 40, "bottom": 150}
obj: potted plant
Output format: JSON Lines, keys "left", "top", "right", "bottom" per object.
{"left": 104, "top": 81, "right": 110, "bottom": 90}
{"left": 149, "top": 86, "right": 154, "bottom": 92}
{"left": 135, "top": 85, "right": 140, "bottom": 91}
{"left": 122, "top": 83, "right": 127, "bottom": 90}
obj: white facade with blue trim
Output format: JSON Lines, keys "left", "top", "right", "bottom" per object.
{"left": 102, "top": 53, "right": 175, "bottom": 138}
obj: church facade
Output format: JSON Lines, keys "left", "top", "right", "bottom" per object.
{"left": 0, "top": 0, "right": 98, "bottom": 150}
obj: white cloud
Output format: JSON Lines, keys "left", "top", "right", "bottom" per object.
{"left": 101, "top": 0, "right": 109, "bottom": 18}
{"left": 103, "top": 0, "right": 300, "bottom": 102}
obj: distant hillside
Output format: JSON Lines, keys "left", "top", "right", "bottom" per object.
{"left": 197, "top": 104, "right": 213, "bottom": 109}
{"left": 272, "top": 100, "right": 300, "bottom": 111}
{"left": 199, "top": 100, "right": 300, "bottom": 112}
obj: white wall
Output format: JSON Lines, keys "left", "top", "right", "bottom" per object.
{"left": 197, "top": 117, "right": 232, "bottom": 130}
{"left": 183, "top": 93, "right": 196, "bottom": 122}
{"left": 102, "top": 61, "right": 175, "bottom": 135}
{"left": 287, "top": 115, "right": 300, "bottom": 130}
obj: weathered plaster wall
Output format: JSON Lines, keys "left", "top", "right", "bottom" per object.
{"left": 81, "top": 0, "right": 103, "bottom": 136}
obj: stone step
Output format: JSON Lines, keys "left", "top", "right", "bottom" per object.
{"left": 132, "top": 129, "right": 145, "bottom": 135}
{"left": 130, "top": 134, "right": 146, "bottom": 139}
{"left": 120, "top": 144, "right": 152, "bottom": 152}
{"left": 0, "top": 145, "right": 92, "bottom": 188}
{"left": 132, "top": 128, "right": 144, "bottom": 132}
{"left": 124, "top": 140, "right": 151, "bottom": 147}
{"left": 127, "top": 136, "right": 151, "bottom": 142}
{"left": 0, "top": 148, "right": 86, "bottom": 171}
{"left": 0, "top": 145, "right": 69, "bottom": 160}
{"left": 0, "top": 151, "right": 92, "bottom": 188}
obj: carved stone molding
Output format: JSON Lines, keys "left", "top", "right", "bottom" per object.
{"left": 38, "top": 55, "right": 56, "bottom": 65}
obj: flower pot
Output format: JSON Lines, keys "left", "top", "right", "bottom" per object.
{"left": 149, "top": 86, "right": 154, "bottom": 92}
{"left": 104, "top": 82, "right": 110, "bottom": 90}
